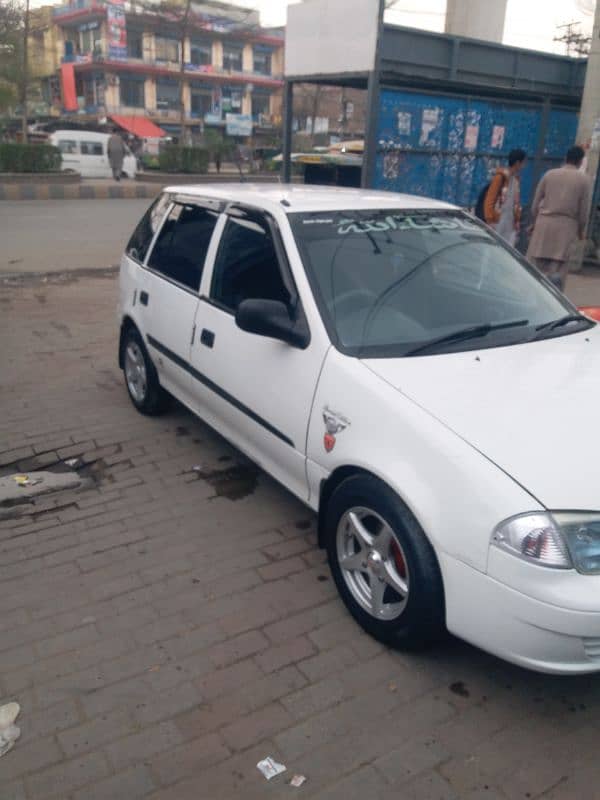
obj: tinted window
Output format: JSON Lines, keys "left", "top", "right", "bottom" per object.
{"left": 58, "top": 139, "right": 77, "bottom": 154}
{"left": 290, "top": 209, "right": 575, "bottom": 356}
{"left": 211, "top": 215, "right": 290, "bottom": 312}
{"left": 147, "top": 203, "right": 219, "bottom": 291}
{"left": 81, "top": 141, "right": 103, "bottom": 155}
{"left": 126, "top": 193, "right": 171, "bottom": 264}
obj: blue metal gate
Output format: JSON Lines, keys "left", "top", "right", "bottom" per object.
{"left": 374, "top": 89, "right": 578, "bottom": 209}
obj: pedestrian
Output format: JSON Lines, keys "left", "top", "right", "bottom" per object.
{"left": 483, "top": 148, "right": 527, "bottom": 247}
{"left": 214, "top": 150, "right": 222, "bottom": 174}
{"left": 526, "top": 146, "right": 591, "bottom": 291}
{"left": 107, "top": 129, "right": 126, "bottom": 181}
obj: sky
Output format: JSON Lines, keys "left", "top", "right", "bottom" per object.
{"left": 236, "top": 0, "right": 594, "bottom": 53}
{"left": 31, "top": 0, "right": 596, "bottom": 55}
{"left": 225, "top": 0, "right": 596, "bottom": 54}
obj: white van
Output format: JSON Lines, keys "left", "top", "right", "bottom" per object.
{"left": 50, "top": 130, "right": 137, "bottom": 179}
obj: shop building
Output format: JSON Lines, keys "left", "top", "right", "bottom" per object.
{"left": 30, "top": 0, "right": 284, "bottom": 140}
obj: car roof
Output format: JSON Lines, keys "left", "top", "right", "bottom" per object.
{"left": 52, "top": 130, "right": 109, "bottom": 140}
{"left": 163, "top": 183, "right": 457, "bottom": 214}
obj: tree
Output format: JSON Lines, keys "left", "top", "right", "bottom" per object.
{"left": 0, "top": 0, "right": 24, "bottom": 97}
{"left": 0, "top": 0, "right": 30, "bottom": 138}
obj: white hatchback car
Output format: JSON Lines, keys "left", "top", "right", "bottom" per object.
{"left": 119, "top": 184, "right": 600, "bottom": 674}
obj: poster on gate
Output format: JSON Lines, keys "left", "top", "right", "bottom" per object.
{"left": 491, "top": 125, "right": 505, "bottom": 149}
{"left": 107, "top": 0, "right": 127, "bottom": 60}
{"left": 464, "top": 124, "right": 479, "bottom": 151}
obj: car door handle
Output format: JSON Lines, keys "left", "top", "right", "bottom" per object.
{"left": 200, "top": 328, "right": 215, "bottom": 348}
{"left": 140, "top": 291, "right": 149, "bottom": 306}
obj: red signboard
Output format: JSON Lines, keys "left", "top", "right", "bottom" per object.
{"left": 60, "top": 63, "right": 78, "bottom": 111}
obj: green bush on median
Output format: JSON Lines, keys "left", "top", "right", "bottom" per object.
{"left": 0, "top": 143, "right": 62, "bottom": 173}
{"left": 158, "top": 145, "right": 209, "bottom": 174}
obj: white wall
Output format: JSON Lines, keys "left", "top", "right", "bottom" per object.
{"left": 285, "top": 0, "right": 378, "bottom": 77}
{"left": 445, "top": 0, "right": 507, "bottom": 42}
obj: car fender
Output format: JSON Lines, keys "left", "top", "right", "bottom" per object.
{"left": 118, "top": 255, "right": 149, "bottom": 367}
{"left": 307, "top": 347, "right": 544, "bottom": 573}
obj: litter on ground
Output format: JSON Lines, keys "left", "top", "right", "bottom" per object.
{"left": 257, "top": 756, "right": 286, "bottom": 780}
{"left": 0, "top": 702, "right": 21, "bottom": 757}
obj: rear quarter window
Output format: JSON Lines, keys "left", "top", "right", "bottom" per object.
{"left": 126, "top": 193, "right": 171, "bottom": 264}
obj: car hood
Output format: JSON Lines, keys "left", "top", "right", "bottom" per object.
{"left": 363, "top": 325, "right": 600, "bottom": 509}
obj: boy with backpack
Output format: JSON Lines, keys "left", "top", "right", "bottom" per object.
{"left": 475, "top": 148, "right": 527, "bottom": 247}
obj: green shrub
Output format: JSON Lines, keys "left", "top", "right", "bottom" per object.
{"left": 141, "top": 153, "right": 160, "bottom": 170}
{"left": 158, "top": 146, "right": 209, "bottom": 174}
{"left": 0, "top": 143, "right": 62, "bottom": 173}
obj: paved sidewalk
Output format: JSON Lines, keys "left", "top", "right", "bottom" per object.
{"left": 2, "top": 273, "right": 600, "bottom": 799}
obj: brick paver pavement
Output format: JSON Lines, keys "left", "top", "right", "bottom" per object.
{"left": 2, "top": 269, "right": 600, "bottom": 799}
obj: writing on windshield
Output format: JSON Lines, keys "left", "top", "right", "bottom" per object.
{"left": 301, "top": 214, "right": 481, "bottom": 236}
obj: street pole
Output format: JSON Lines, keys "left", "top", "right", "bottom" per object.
{"left": 361, "top": 0, "right": 384, "bottom": 188}
{"left": 179, "top": 0, "right": 192, "bottom": 147}
{"left": 282, "top": 80, "right": 293, "bottom": 183}
{"left": 21, "top": 0, "right": 30, "bottom": 144}
{"left": 575, "top": 0, "right": 600, "bottom": 258}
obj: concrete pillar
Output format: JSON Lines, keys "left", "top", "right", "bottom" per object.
{"left": 213, "top": 40, "right": 223, "bottom": 70}
{"left": 145, "top": 77, "right": 156, "bottom": 112}
{"left": 445, "top": 0, "right": 507, "bottom": 43}
{"left": 242, "top": 43, "right": 253, "bottom": 73}
{"left": 577, "top": 1, "right": 600, "bottom": 184}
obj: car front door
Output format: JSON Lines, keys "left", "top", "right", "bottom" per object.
{"left": 188, "top": 206, "right": 330, "bottom": 502}
{"left": 139, "top": 197, "right": 221, "bottom": 406}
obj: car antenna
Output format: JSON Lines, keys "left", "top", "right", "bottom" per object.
{"left": 280, "top": 198, "right": 291, "bottom": 207}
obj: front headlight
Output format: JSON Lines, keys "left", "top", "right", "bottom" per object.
{"left": 492, "top": 512, "right": 600, "bottom": 574}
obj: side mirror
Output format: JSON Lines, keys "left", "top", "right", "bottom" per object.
{"left": 235, "top": 299, "right": 310, "bottom": 349}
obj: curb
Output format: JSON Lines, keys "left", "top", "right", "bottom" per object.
{"left": 0, "top": 174, "right": 296, "bottom": 200}
{"left": 0, "top": 183, "right": 160, "bottom": 201}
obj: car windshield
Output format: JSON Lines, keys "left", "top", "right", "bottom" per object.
{"left": 289, "top": 209, "right": 588, "bottom": 357}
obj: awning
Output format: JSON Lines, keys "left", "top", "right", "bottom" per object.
{"left": 109, "top": 115, "right": 166, "bottom": 138}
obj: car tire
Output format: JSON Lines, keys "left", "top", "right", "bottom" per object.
{"left": 122, "top": 327, "right": 170, "bottom": 416}
{"left": 325, "top": 474, "right": 445, "bottom": 648}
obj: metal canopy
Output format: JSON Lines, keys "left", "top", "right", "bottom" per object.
{"left": 282, "top": 12, "right": 586, "bottom": 187}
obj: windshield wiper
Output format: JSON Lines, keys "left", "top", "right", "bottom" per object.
{"left": 531, "top": 313, "right": 591, "bottom": 340}
{"left": 404, "top": 319, "right": 530, "bottom": 357}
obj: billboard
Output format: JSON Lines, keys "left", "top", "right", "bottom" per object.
{"left": 226, "top": 113, "right": 253, "bottom": 137}
{"left": 107, "top": 0, "right": 127, "bottom": 60}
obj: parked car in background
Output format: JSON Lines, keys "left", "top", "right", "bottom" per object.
{"left": 118, "top": 184, "right": 600, "bottom": 674}
{"left": 50, "top": 130, "right": 137, "bottom": 179}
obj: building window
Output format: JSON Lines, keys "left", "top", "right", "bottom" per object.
{"left": 221, "top": 86, "right": 242, "bottom": 112}
{"left": 190, "top": 89, "right": 212, "bottom": 118}
{"left": 253, "top": 49, "right": 271, "bottom": 76}
{"left": 156, "top": 80, "right": 180, "bottom": 111}
{"left": 222, "top": 44, "right": 243, "bottom": 72}
{"left": 155, "top": 36, "right": 180, "bottom": 63}
{"left": 119, "top": 77, "right": 145, "bottom": 108}
{"left": 251, "top": 92, "right": 271, "bottom": 122}
{"left": 190, "top": 39, "right": 211, "bottom": 66}
{"left": 79, "top": 28, "right": 92, "bottom": 54}
{"left": 128, "top": 29, "right": 144, "bottom": 59}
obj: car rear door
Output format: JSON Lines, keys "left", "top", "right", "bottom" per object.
{"left": 139, "top": 196, "right": 222, "bottom": 406}
{"left": 188, "top": 206, "right": 330, "bottom": 502}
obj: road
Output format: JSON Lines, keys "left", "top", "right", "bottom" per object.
{"left": 2, "top": 236, "right": 600, "bottom": 797}
{"left": 0, "top": 199, "right": 151, "bottom": 275}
